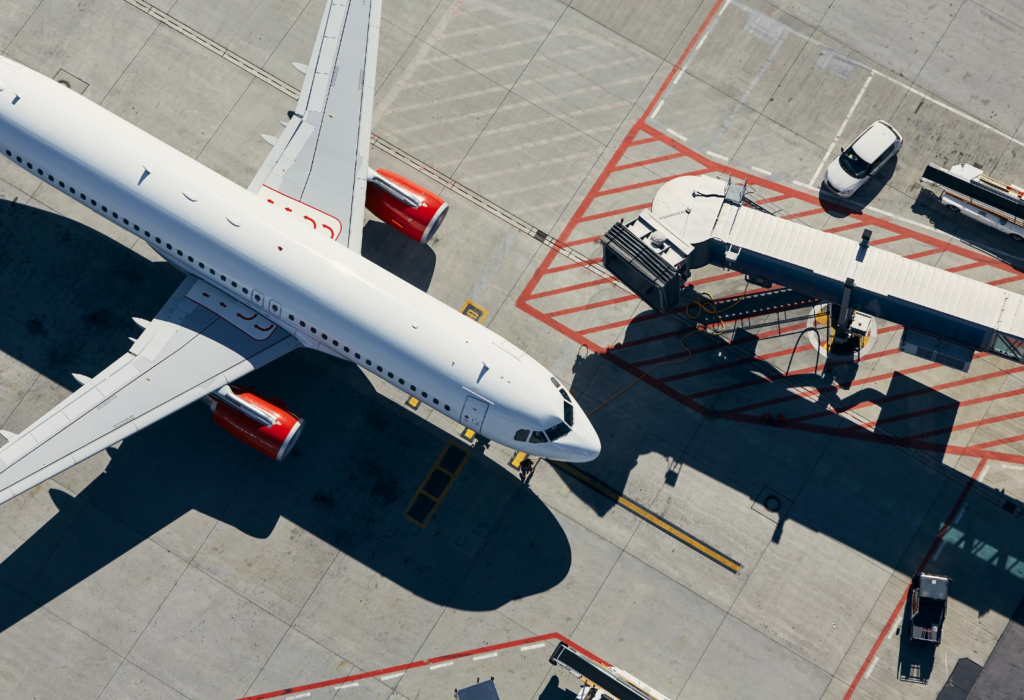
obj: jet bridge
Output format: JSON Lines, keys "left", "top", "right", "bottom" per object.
{"left": 601, "top": 174, "right": 1024, "bottom": 372}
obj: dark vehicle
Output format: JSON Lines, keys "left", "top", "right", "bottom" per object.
{"left": 910, "top": 573, "right": 950, "bottom": 643}
{"left": 456, "top": 679, "right": 499, "bottom": 700}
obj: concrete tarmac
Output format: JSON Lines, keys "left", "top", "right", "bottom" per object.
{"left": 1, "top": 1, "right": 1024, "bottom": 699}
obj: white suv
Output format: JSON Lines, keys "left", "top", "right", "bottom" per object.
{"left": 823, "top": 120, "right": 903, "bottom": 198}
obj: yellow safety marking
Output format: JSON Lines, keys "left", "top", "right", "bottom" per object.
{"left": 406, "top": 396, "right": 420, "bottom": 409}
{"left": 509, "top": 451, "right": 527, "bottom": 468}
{"left": 404, "top": 441, "right": 471, "bottom": 528}
{"left": 460, "top": 427, "right": 476, "bottom": 441}
{"left": 551, "top": 461, "right": 742, "bottom": 573}
{"left": 460, "top": 299, "right": 489, "bottom": 323}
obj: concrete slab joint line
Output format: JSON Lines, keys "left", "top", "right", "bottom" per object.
{"left": 514, "top": 0, "right": 1024, "bottom": 469}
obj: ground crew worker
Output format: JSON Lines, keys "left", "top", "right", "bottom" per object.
{"left": 519, "top": 457, "right": 535, "bottom": 486}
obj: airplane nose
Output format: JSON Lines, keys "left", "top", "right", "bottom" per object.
{"left": 567, "top": 415, "right": 601, "bottom": 462}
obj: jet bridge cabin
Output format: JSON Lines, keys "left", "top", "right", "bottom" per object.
{"left": 601, "top": 174, "right": 1024, "bottom": 372}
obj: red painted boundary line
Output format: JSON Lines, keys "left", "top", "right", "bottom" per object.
{"left": 841, "top": 459, "right": 988, "bottom": 700}
{"left": 236, "top": 633, "right": 607, "bottom": 700}
{"left": 512, "top": 0, "right": 1024, "bottom": 461}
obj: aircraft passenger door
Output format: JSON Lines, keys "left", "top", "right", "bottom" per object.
{"left": 461, "top": 396, "right": 489, "bottom": 432}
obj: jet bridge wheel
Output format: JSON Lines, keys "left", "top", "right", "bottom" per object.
{"left": 806, "top": 303, "right": 878, "bottom": 362}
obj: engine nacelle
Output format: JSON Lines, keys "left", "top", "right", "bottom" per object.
{"left": 207, "top": 387, "right": 304, "bottom": 461}
{"left": 366, "top": 168, "right": 449, "bottom": 243}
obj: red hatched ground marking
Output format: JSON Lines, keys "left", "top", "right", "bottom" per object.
{"left": 235, "top": 633, "right": 606, "bottom": 700}
{"left": 514, "top": 0, "right": 1024, "bottom": 469}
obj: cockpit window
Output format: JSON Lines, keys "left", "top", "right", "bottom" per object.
{"left": 514, "top": 429, "right": 529, "bottom": 442}
{"left": 550, "top": 377, "right": 560, "bottom": 388}
{"left": 529, "top": 431, "right": 548, "bottom": 444}
{"left": 545, "top": 422, "right": 571, "bottom": 442}
{"left": 559, "top": 388, "right": 571, "bottom": 402}
{"left": 563, "top": 401, "right": 574, "bottom": 427}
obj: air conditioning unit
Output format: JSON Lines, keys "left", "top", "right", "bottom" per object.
{"left": 899, "top": 328, "right": 974, "bottom": 373}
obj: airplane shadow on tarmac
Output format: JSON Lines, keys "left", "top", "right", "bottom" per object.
{"left": 0, "top": 203, "right": 571, "bottom": 634}
{"left": 565, "top": 298, "right": 1024, "bottom": 621}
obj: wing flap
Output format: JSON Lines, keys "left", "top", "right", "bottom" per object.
{"left": 249, "top": 0, "right": 381, "bottom": 255}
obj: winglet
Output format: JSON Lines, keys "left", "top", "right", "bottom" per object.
{"left": 72, "top": 373, "right": 90, "bottom": 386}
{"left": 132, "top": 317, "right": 150, "bottom": 329}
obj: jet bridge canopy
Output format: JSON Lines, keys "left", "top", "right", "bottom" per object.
{"left": 602, "top": 174, "right": 1024, "bottom": 370}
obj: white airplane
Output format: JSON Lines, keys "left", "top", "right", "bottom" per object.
{"left": 0, "top": 0, "right": 600, "bottom": 507}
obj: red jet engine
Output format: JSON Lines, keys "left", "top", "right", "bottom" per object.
{"left": 206, "top": 386, "right": 304, "bottom": 461}
{"left": 365, "top": 168, "right": 449, "bottom": 243}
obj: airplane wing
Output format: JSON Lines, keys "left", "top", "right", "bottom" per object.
{"left": 248, "top": 0, "right": 381, "bottom": 255}
{"left": 0, "top": 276, "right": 301, "bottom": 506}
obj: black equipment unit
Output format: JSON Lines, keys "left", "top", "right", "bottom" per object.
{"left": 549, "top": 642, "right": 656, "bottom": 700}
{"left": 456, "top": 679, "right": 499, "bottom": 700}
{"left": 601, "top": 222, "right": 682, "bottom": 315}
{"left": 923, "top": 164, "right": 1024, "bottom": 221}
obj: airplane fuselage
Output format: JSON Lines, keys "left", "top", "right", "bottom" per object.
{"left": 0, "top": 58, "right": 600, "bottom": 463}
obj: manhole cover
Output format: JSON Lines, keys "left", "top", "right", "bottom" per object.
{"left": 764, "top": 495, "right": 781, "bottom": 513}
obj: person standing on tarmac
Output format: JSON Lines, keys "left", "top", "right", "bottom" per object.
{"left": 519, "top": 457, "right": 535, "bottom": 486}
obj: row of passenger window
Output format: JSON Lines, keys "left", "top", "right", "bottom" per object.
{"left": 6, "top": 146, "right": 457, "bottom": 418}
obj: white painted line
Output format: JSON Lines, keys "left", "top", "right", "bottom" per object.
{"left": 887, "top": 622, "right": 901, "bottom": 639}
{"left": 336, "top": 682, "right": 360, "bottom": 689}
{"left": 750, "top": 166, "right": 772, "bottom": 176}
{"left": 285, "top": 694, "right": 310, "bottom": 699}
{"left": 474, "top": 652, "right": 499, "bottom": 661}
{"left": 718, "top": 0, "right": 731, "bottom": 16}
{"left": 666, "top": 128, "right": 687, "bottom": 142}
{"left": 865, "top": 205, "right": 894, "bottom": 218}
{"left": 1002, "top": 464, "right": 1024, "bottom": 470}
{"left": 380, "top": 672, "right": 405, "bottom": 681}
{"left": 808, "top": 74, "right": 873, "bottom": 188}
{"left": 650, "top": 100, "right": 664, "bottom": 120}
{"left": 874, "top": 71, "right": 1024, "bottom": 149}
{"left": 863, "top": 656, "right": 880, "bottom": 679}
{"left": 978, "top": 463, "right": 991, "bottom": 484}
{"left": 706, "top": 151, "right": 729, "bottom": 161}
{"left": 953, "top": 504, "right": 968, "bottom": 525}
{"left": 521, "top": 643, "right": 546, "bottom": 651}
{"left": 715, "top": 4, "right": 1024, "bottom": 149}
{"left": 792, "top": 180, "right": 815, "bottom": 191}
{"left": 431, "top": 662, "right": 454, "bottom": 670}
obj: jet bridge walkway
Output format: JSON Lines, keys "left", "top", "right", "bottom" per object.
{"left": 601, "top": 175, "right": 1024, "bottom": 372}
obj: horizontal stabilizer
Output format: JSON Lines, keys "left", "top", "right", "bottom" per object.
{"left": 132, "top": 317, "right": 150, "bottom": 329}
{"left": 261, "top": 134, "right": 278, "bottom": 146}
{"left": 292, "top": 62, "right": 308, "bottom": 75}
{"left": 0, "top": 430, "right": 17, "bottom": 441}
{"left": 72, "top": 373, "right": 91, "bottom": 385}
